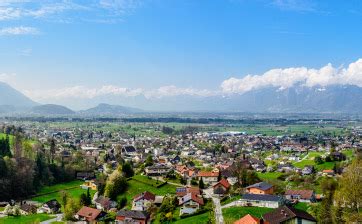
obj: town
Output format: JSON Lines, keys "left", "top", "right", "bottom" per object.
{"left": 0, "top": 116, "right": 360, "bottom": 223}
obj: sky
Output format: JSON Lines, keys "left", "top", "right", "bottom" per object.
{"left": 0, "top": 0, "right": 362, "bottom": 109}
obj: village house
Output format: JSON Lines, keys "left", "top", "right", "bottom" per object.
{"left": 246, "top": 182, "right": 274, "bottom": 195}
{"left": 132, "top": 191, "right": 156, "bottom": 211}
{"left": 263, "top": 205, "right": 317, "bottom": 224}
{"left": 145, "top": 164, "right": 172, "bottom": 176}
{"left": 37, "top": 199, "right": 61, "bottom": 214}
{"left": 80, "top": 180, "right": 98, "bottom": 191}
{"left": 285, "top": 190, "right": 316, "bottom": 203}
{"left": 75, "top": 206, "right": 106, "bottom": 222}
{"left": 238, "top": 194, "right": 284, "bottom": 208}
{"left": 179, "top": 193, "right": 204, "bottom": 216}
{"left": 116, "top": 210, "right": 150, "bottom": 224}
{"left": 197, "top": 171, "right": 219, "bottom": 185}
{"left": 176, "top": 187, "right": 201, "bottom": 198}
{"left": 213, "top": 178, "right": 231, "bottom": 195}
{"left": 94, "top": 196, "right": 117, "bottom": 211}
{"left": 20, "top": 203, "right": 37, "bottom": 215}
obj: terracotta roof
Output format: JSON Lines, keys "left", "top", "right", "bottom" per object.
{"left": 323, "top": 170, "right": 334, "bottom": 173}
{"left": 77, "top": 206, "right": 102, "bottom": 222}
{"left": 197, "top": 171, "right": 219, "bottom": 177}
{"left": 285, "top": 190, "right": 314, "bottom": 200}
{"left": 214, "top": 178, "right": 231, "bottom": 189}
{"left": 133, "top": 191, "right": 156, "bottom": 202}
{"left": 234, "top": 214, "right": 260, "bottom": 224}
{"left": 263, "top": 205, "right": 316, "bottom": 224}
{"left": 176, "top": 187, "right": 201, "bottom": 197}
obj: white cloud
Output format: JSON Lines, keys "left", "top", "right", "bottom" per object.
{"left": 24, "top": 84, "right": 218, "bottom": 101}
{"left": 221, "top": 58, "right": 362, "bottom": 94}
{"left": 0, "top": 26, "right": 39, "bottom": 35}
{"left": 272, "top": 0, "right": 316, "bottom": 12}
{"left": 144, "top": 85, "right": 217, "bottom": 99}
{"left": 0, "top": 0, "right": 144, "bottom": 22}
{"left": 0, "top": 73, "right": 17, "bottom": 84}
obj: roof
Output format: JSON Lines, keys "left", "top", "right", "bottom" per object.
{"left": 179, "top": 193, "right": 204, "bottom": 205}
{"left": 263, "top": 205, "right": 316, "bottom": 224}
{"left": 242, "top": 194, "right": 282, "bottom": 202}
{"left": 176, "top": 187, "right": 201, "bottom": 197}
{"left": 94, "top": 196, "right": 111, "bottom": 208}
{"left": 123, "top": 145, "right": 136, "bottom": 152}
{"left": 116, "top": 210, "right": 149, "bottom": 219}
{"left": 44, "top": 199, "right": 61, "bottom": 209}
{"left": 213, "top": 178, "right": 231, "bottom": 189}
{"left": 77, "top": 206, "right": 102, "bottom": 222}
{"left": 234, "top": 214, "right": 260, "bottom": 224}
{"left": 197, "top": 171, "right": 219, "bottom": 177}
{"left": 285, "top": 190, "right": 314, "bottom": 200}
{"left": 246, "top": 182, "right": 273, "bottom": 191}
{"left": 133, "top": 191, "right": 156, "bottom": 202}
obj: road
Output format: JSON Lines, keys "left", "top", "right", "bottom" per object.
{"left": 203, "top": 188, "right": 224, "bottom": 224}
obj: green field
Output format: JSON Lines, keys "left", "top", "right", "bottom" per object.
{"left": 0, "top": 214, "right": 55, "bottom": 224}
{"left": 222, "top": 206, "right": 273, "bottom": 223}
{"left": 257, "top": 172, "right": 283, "bottom": 181}
{"left": 294, "top": 202, "right": 310, "bottom": 212}
{"left": 221, "top": 195, "right": 242, "bottom": 206}
{"left": 32, "top": 180, "right": 96, "bottom": 206}
{"left": 118, "top": 178, "right": 177, "bottom": 207}
{"left": 172, "top": 212, "right": 211, "bottom": 224}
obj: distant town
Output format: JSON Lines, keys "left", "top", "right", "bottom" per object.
{"left": 0, "top": 115, "right": 360, "bottom": 223}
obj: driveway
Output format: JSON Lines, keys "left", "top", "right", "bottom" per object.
{"left": 41, "top": 214, "right": 63, "bottom": 224}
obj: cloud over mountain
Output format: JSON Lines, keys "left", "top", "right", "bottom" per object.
{"left": 221, "top": 58, "right": 362, "bottom": 94}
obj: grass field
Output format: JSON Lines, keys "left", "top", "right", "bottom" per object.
{"left": 222, "top": 206, "right": 273, "bottom": 223}
{"left": 257, "top": 172, "right": 283, "bottom": 181}
{"left": 32, "top": 180, "right": 96, "bottom": 206}
{"left": 118, "top": 178, "right": 177, "bottom": 208}
{"left": 172, "top": 212, "right": 211, "bottom": 224}
{"left": 294, "top": 202, "right": 310, "bottom": 212}
{"left": 0, "top": 214, "right": 55, "bottom": 224}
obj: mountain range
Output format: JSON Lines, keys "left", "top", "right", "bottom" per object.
{"left": 0, "top": 81, "right": 361, "bottom": 115}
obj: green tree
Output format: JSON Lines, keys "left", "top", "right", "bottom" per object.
{"left": 121, "top": 162, "right": 134, "bottom": 178}
{"left": 199, "top": 178, "right": 205, "bottom": 189}
{"left": 104, "top": 170, "right": 128, "bottom": 200}
{"left": 64, "top": 198, "right": 80, "bottom": 221}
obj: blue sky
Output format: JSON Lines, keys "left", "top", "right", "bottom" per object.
{"left": 0, "top": 0, "right": 362, "bottom": 109}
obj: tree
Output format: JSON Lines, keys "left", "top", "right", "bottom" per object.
{"left": 49, "top": 138, "right": 56, "bottom": 164}
{"left": 104, "top": 169, "right": 128, "bottom": 200}
{"left": 314, "top": 156, "right": 323, "bottom": 165}
{"left": 121, "top": 162, "right": 134, "bottom": 178}
{"left": 117, "top": 196, "right": 127, "bottom": 209}
{"left": 80, "top": 193, "right": 89, "bottom": 206}
{"left": 64, "top": 198, "right": 80, "bottom": 221}
{"left": 199, "top": 178, "right": 205, "bottom": 189}
{"left": 334, "top": 159, "right": 362, "bottom": 222}
{"left": 145, "top": 155, "right": 153, "bottom": 167}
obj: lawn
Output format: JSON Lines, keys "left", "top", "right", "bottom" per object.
{"left": 257, "top": 172, "right": 283, "bottom": 181}
{"left": 0, "top": 214, "right": 55, "bottom": 224}
{"left": 293, "top": 151, "right": 325, "bottom": 168}
{"left": 118, "top": 179, "right": 177, "bottom": 208}
{"left": 315, "top": 162, "right": 336, "bottom": 171}
{"left": 294, "top": 202, "right": 310, "bottom": 212}
{"left": 132, "top": 175, "right": 165, "bottom": 187}
{"left": 172, "top": 212, "right": 211, "bottom": 224}
{"left": 222, "top": 206, "right": 273, "bottom": 223}
{"left": 32, "top": 180, "right": 96, "bottom": 206}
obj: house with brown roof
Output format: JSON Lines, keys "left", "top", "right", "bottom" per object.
{"left": 116, "top": 210, "right": 150, "bottom": 224}
{"left": 75, "top": 206, "right": 106, "bottom": 222}
{"left": 176, "top": 187, "right": 201, "bottom": 198}
{"left": 263, "top": 205, "right": 316, "bottom": 224}
{"left": 94, "top": 195, "right": 117, "bottom": 211}
{"left": 213, "top": 178, "right": 231, "bottom": 195}
{"left": 132, "top": 191, "right": 156, "bottom": 211}
{"left": 285, "top": 190, "right": 316, "bottom": 203}
{"left": 246, "top": 182, "right": 273, "bottom": 195}
{"left": 234, "top": 214, "right": 261, "bottom": 224}
{"left": 179, "top": 193, "right": 204, "bottom": 216}
{"left": 197, "top": 171, "right": 219, "bottom": 185}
